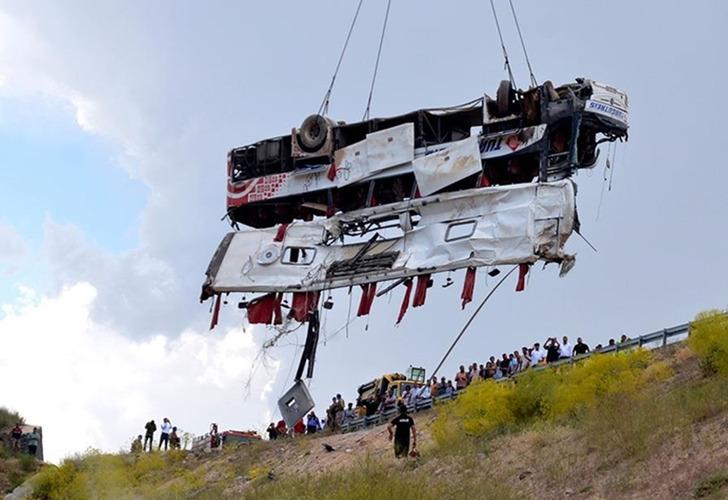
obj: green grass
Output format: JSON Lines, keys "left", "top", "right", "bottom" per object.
{"left": 0, "top": 407, "right": 23, "bottom": 431}
{"left": 694, "top": 470, "right": 728, "bottom": 498}
{"left": 243, "top": 455, "right": 516, "bottom": 500}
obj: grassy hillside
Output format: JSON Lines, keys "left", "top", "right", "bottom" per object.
{"left": 25, "top": 310, "right": 728, "bottom": 499}
{"left": 0, "top": 408, "right": 41, "bottom": 495}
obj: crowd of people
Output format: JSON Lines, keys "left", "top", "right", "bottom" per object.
{"left": 132, "top": 417, "right": 181, "bottom": 453}
{"left": 426, "top": 334, "right": 632, "bottom": 398}
{"left": 8, "top": 422, "right": 40, "bottom": 457}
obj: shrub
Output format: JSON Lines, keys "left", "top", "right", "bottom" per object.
{"left": 694, "top": 470, "right": 728, "bottom": 498}
{"left": 548, "top": 349, "right": 652, "bottom": 419}
{"left": 0, "top": 407, "right": 23, "bottom": 431}
{"left": 433, "top": 349, "right": 658, "bottom": 449}
{"left": 688, "top": 310, "right": 728, "bottom": 376}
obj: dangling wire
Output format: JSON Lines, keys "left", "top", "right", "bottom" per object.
{"left": 608, "top": 143, "right": 617, "bottom": 191}
{"left": 508, "top": 0, "right": 537, "bottom": 87}
{"left": 318, "top": 0, "right": 365, "bottom": 116}
{"left": 489, "top": 0, "right": 516, "bottom": 88}
{"left": 363, "top": 0, "right": 392, "bottom": 120}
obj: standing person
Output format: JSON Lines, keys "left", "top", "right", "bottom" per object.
{"left": 144, "top": 420, "right": 156, "bottom": 452}
{"left": 530, "top": 343, "right": 545, "bottom": 365}
{"left": 544, "top": 338, "right": 561, "bottom": 363}
{"left": 387, "top": 403, "right": 417, "bottom": 458}
{"left": 275, "top": 419, "right": 288, "bottom": 437}
{"left": 158, "top": 418, "right": 172, "bottom": 451}
{"left": 521, "top": 347, "right": 532, "bottom": 370}
{"left": 169, "top": 427, "right": 181, "bottom": 449}
{"left": 429, "top": 376, "right": 439, "bottom": 398}
{"left": 560, "top": 336, "right": 573, "bottom": 359}
{"left": 573, "top": 337, "right": 590, "bottom": 356}
{"left": 306, "top": 412, "right": 322, "bottom": 434}
{"left": 131, "top": 435, "right": 143, "bottom": 454}
{"left": 509, "top": 353, "right": 518, "bottom": 375}
{"left": 499, "top": 354, "right": 510, "bottom": 377}
{"left": 334, "top": 394, "right": 345, "bottom": 430}
{"left": 343, "top": 402, "right": 357, "bottom": 425}
{"left": 266, "top": 423, "right": 278, "bottom": 440}
{"left": 444, "top": 380, "right": 455, "bottom": 397}
{"left": 455, "top": 365, "right": 468, "bottom": 391}
{"left": 26, "top": 428, "right": 40, "bottom": 457}
{"left": 10, "top": 422, "right": 23, "bottom": 451}
{"left": 485, "top": 357, "right": 497, "bottom": 378}
{"left": 293, "top": 418, "right": 306, "bottom": 436}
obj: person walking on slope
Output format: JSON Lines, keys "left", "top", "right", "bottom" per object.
{"left": 387, "top": 402, "right": 417, "bottom": 458}
{"left": 10, "top": 422, "right": 23, "bottom": 451}
{"left": 27, "top": 428, "right": 40, "bottom": 457}
{"left": 144, "top": 420, "right": 156, "bottom": 452}
{"left": 158, "top": 418, "right": 172, "bottom": 451}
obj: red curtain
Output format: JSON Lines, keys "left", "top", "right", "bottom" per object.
{"left": 357, "top": 283, "right": 378, "bottom": 317}
{"left": 396, "top": 279, "right": 413, "bottom": 324}
{"left": 247, "top": 293, "right": 283, "bottom": 324}
{"left": 461, "top": 267, "right": 476, "bottom": 309}
{"left": 413, "top": 274, "right": 431, "bottom": 308}
{"left": 290, "top": 291, "right": 320, "bottom": 322}
{"left": 516, "top": 263, "right": 530, "bottom": 292}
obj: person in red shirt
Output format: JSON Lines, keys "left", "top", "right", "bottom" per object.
{"left": 275, "top": 419, "right": 288, "bottom": 437}
{"left": 10, "top": 423, "right": 23, "bottom": 451}
{"left": 292, "top": 419, "right": 306, "bottom": 436}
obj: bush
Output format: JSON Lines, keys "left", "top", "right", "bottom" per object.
{"left": 688, "top": 310, "right": 728, "bottom": 376}
{"left": 432, "top": 349, "right": 660, "bottom": 449}
{"left": 548, "top": 349, "right": 653, "bottom": 419}
{"left": 0, "top": 407, "right": 23, "bottom": 431}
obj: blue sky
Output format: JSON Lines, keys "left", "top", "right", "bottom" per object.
{"left": 0, "top": 96, "right": 145, "bottom": 250}
{"left": 0, "top": 0, "right": 727, "bottom": 462}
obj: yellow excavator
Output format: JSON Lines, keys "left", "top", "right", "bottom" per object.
{"left": 355, "top": 366, "right": 426, "bottom": 416}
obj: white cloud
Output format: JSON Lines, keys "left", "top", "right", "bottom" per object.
{"left": 0, "top": 282, "right": 279, "bottom": 463}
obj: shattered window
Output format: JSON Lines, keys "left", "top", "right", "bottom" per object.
{"left": 282, "top": 247, "right": 316, "bottom": 265}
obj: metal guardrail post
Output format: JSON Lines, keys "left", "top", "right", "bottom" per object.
{"left": 662, "top": 328, "right": 668, "bottom": 347}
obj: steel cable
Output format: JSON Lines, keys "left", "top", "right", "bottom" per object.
{"left": 508, "top": 0, "right": 538, "bottom": 87}
{"left": 363, "top": 0, "right": 392, "bottom": 120}
{"left": 319, "top": 0, "right": 365, "bottom": 116}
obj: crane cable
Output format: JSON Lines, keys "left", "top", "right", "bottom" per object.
{"left": 318, "top": 0, "right": 365, "bottom": 116}
{"left": 363, "top": 0, "right": 392, "bottom": 120}
{"left": 430, "top": 265, "right": 518, "bottom": 379}
{"left": 508, "top": 0, "right": 538, "bottom": 87}
{"left": 489, "top": 0, "right": 516, "bottom": 89}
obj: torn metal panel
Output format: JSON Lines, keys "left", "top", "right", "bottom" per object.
{"left": 412, "top": 136, "right": 482, "bottom": 196}
{"left": 364, "top": 123, "right": 414, "bottom": 173}
{"left": 203, "top": 180, "right": 576, "bottom": 295}
{"left": 334, "top": 123, "right": 414, "bottom": 187}
{"left": 277, "top": 380, "right": 315, "bottom": 429}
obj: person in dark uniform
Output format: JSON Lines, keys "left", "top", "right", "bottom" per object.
{"left": 387, "top": 402, "right": 417, "bottom": 458}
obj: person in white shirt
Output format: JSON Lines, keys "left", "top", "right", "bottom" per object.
{"left": 158, "top": 418, "right": 173, "bottom": 450}
{"left": 530, "top": 342, "right": 545, "bottom": 365}
{"left": 559, "top": 336, "right": 573, "bottom": 359}
{"left": 416, "top": 384, "right": 431, "bottom": 401}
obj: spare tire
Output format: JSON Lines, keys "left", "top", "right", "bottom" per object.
{"left": 496, "top": 80, "right": 514, "bottom": 117}
{"left": 298, "top": 114, "right": 330, "bottom": 152}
